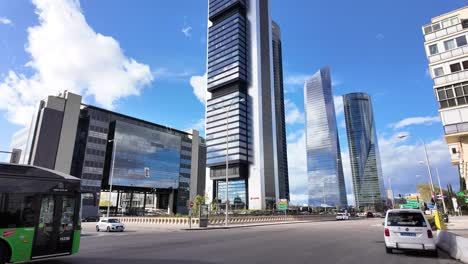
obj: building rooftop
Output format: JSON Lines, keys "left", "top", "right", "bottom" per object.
{"left": 431, "top": 6, "right": 468, "bottom": 23}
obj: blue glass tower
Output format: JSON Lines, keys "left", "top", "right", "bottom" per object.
{"left": 343, "top": 93, "right": 385, "bottom": 211}
{"left": 304, "top": 67, "right": 347, "bottom": 207}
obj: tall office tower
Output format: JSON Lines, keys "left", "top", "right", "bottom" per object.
{"left": 205, "top": 0, "right": 280, "bottom": 210}
{"left": 343, "top": 93, "right": 386, "bottom": 211}
{"left": 304, "top": 67, "right": 347, "bottom": 207}
{"left": 272, "top": 21, "right": 289, "bottom": 201}
{"left": 422, "top": 7, "right": 468, "bottom": 191}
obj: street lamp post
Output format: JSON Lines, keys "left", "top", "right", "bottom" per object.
{"left": 214, "top": 97, "right": 245, "bottom": 227}
{"left": 398, "top": 134, "right": 437, "bottom": 210}
{"left": 436, "top": 168, "right": 448, "bottom": 214}
{"left": 107, "top": 139, "right": 117, "bottom": 218}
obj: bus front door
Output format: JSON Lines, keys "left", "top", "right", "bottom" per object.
{"left": 32, "top": 195, "right": 77, "bottom": 258}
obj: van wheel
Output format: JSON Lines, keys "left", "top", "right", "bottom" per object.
{"left": 385, "top": 247, "right": 392, "bottom": 254}
{"left": 0, "top": 242, "right": 10, "bottom": 264}
{"left": 96, "top": 226, "right": 100, "bottom": 232}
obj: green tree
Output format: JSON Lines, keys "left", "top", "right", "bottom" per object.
{"left": 211, "top": 197, "right": 219, "bottom": 213}
{"left": 192, "top": 195, "right": 205, "bottom": 217}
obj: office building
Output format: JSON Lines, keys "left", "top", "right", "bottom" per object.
{"left": 21, "top": 91, "right": 206, "bottom": 217}
{"left": 304, "top": 67, "right": 347, "bottom": 207}
{"left": 272, "top": 21, "right": 289, "bottom": 201}
{"left": 422, "top": 7, "right": 468, "bottom": 190}
{"left": 205, "top": 0, "right": 285, "bottom": 209}
{"left": 343, "top": 93, "right": 386, "bottom": 211}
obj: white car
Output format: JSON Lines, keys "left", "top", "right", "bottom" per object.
{"left": 336, "top": 213, "right": 349, "bottom": 220}
{"left": 384, "top": 209, "right": 437, "bottom": 256}
{"left": 96, "top": 218, "right": 125, "bottom": 232}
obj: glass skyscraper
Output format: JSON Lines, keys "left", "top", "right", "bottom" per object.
{"left": 304, "top": 67, "right": 347, "bottom": 207}
{"left": 343, "top": 93, "right": 385, "bottom": 211}
{"left": 272, "top": 21, "right": 289, "bottom": 201}
{"left": 205, "top": 0, "right": 286, "bottom": 209}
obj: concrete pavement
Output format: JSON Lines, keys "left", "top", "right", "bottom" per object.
{"left": 36, "top": 218, "right": 458, "bottom": 264}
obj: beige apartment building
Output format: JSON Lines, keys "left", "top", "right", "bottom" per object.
{"left": 423, "top": 6, "right": 468, "bottom": 190}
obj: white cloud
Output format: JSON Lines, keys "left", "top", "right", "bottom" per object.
{"left": 0, "top": 17, "right": 12, "bottom": 25}
{"left": 287, "top": 128, "right": 459, "bottom": 206}
{"left": 181, "top": 25, "right": 192, "bottom": 37}
{"left": 390, "top": 116, "right": 440, "bottom": 130}
{"left": 287, "top": 129, "right": 304, "bottom": 142}
{"left": 285, "top": 99, "right": 304, "bottom": 125}
{"left": 190, "top": 73, "right": 207, "bottom": 105}
{"left": 334, "top": 95, "right": 343, "bottom": 117}
{"left": 284, "top": 74, "right": 309, "bottom": 86}
{"left": 378, "top": 132, "right": 458, "bottom": 196}
{"left": 0, "top": 0, "right": 153, "bottom": 126}
{"left": 188, "top": 118, "right": 205, "bottom": 136}
{"left": 287, "top": 130, "right": 308, "bottom": 205}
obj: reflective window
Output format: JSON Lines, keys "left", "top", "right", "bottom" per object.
{"left": 216, "top": 179, "right": 247, "bottom": 210}
{"left": 456, "top": 35, "right": 467, "bottom": 47}
{"left": 433, "top": 67, "right": 444, "bottom": 77}
{"left": 429, "top": 44, "right": 438, "bottom": 55}
{"left": 0, "top": 193, "right": 35, "bottom": 228}
{"left": 444, "top": 39, "right": 456, "bottom": 51}
{"left": 111, "top": 121, "right": 181, "bottom": 189}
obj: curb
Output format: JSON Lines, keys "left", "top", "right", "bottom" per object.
{"left": 181, "top": 219, "right": 339, "bottom": 231}
{"left": 436, "top": 230, "right": 468, "bottom": 263}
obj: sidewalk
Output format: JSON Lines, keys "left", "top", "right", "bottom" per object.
{"left": 436, "top": 216, "right": 468, "bottom": 263}
{"left": 445, "top": 215, "right": 468, "bottom": 237}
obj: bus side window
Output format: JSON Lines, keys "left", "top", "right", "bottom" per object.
{"left": 0, "top": 193, "right": 36, "bottom": 228}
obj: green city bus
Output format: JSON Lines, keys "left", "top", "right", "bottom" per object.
{"left": 0, "top": 163, "right": 81, "bottom": 264}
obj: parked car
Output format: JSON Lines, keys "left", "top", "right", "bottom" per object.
{"left": 365, "top": 212, "right": 374, "bottom": 218}
{"left": 383, "top": 209, "right": 437, "bottom": 256}
{"left": 96, "top": 218, "right": 125, "bottom": 232}
{"left": 335, "top": 213, "right": 349, "bottom": 220}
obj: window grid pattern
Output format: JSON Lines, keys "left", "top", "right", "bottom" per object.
{"left": 304, "top": 68, "right": 347, "bottom": 207}
{"left": 436, "top": 81, "right": 468, "bottom": 109}
{"left": 343, "top": 93, "right": 386, "bottom": 210}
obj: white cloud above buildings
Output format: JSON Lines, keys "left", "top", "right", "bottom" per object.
{"left": 190, "top": 73, "right": 207, "bottom": 105}
{"left": 390, "top": 116, "right": 440, "bottom": 130}
{"left": 0, "top": 17, "right": 12, "bottom": 25}
{"left": 0, "top": 0, "right": 153, "bottom": 126}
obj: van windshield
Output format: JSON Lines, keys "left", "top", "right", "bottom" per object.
{"left": 387, "top": 212, "right": 426, "bottom": 227}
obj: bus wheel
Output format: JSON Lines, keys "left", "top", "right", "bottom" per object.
{"left": 0, "top": 242, "right": 10, "bottom": 264}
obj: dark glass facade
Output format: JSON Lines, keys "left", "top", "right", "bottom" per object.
{"left": 71, "top": 106, "right": 195, "bottom": 216}
{"left": 216, "top": 178, "right": 247, "bottom": 209}
{"left": 272, "top": 21, "right": 289, "bottom": 201}
{"left": 110, "top": 121, "right": 182, "bottom": 189}
{"left": 343, "top": 93, "right": 385, "bottom": 211}
{"left": 206, "top": 0, "right": 250, "bottom": 202}
{"left": 304, "top": 67, "right": 347, "bottom": 207}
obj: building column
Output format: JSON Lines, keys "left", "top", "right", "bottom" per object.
{"left": 168, "top": 189, "right": 174, "bottom": 215}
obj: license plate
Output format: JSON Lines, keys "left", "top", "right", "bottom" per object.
{"left": 401, "top": 232, "right": 416, "bottom": 237}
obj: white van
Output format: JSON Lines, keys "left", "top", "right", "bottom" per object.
{"left": 383, "top": 209, "right": 437, "bottom": 256}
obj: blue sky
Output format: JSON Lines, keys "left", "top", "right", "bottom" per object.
{"left": 0, "top": 0, "right": 466, "bottom": 205}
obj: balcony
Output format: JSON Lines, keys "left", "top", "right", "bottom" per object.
{"left": 424, "top": 23, "right": 463, "bottom": 42}
{"left": 434, "top": 69, "right": 468, "bottom": 86}
{"left": 429, "top": 45, "right": 468, "bottom": 64}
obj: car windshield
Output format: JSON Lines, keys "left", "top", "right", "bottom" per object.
{"left": 387, "top": 212, "right": 426, "bottom": 227}
{"left": 108, "top": 219, "right": 120, "bottom": 223}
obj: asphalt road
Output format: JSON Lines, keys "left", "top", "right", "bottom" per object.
{"left": 35, "top": 219, "right": 458, "bottom": 264}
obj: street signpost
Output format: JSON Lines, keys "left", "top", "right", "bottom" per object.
{"left": 278, "top": 199, "right": 288, "bottom": 216}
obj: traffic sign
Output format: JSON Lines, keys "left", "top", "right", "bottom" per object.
{"left": 278, "top": 199, "right": 288, "bottom": 211}
{"left": 400, "top": 204, "right": 418, "bottom": 209}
